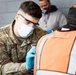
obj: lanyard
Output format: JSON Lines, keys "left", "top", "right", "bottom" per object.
{"left": 43, "top": 13, "right": 50, "bottom": 29}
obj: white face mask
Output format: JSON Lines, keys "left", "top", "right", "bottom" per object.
{"left": 41, "top": 9, "right": 47, "bottom": 14}
{"left": 17, "top": 23, "right": 34, "bottom": 38}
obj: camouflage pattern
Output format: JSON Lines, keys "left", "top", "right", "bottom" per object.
{"left": 0, "top": 21, "right": 47, "bottom": 75}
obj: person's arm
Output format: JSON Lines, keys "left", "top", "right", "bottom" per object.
{"left": 0, "top": 40, "right": 26, "bottom": 75}
{"left": 3, "top": 46, "right": 36, "bottom": 75}
{"left": 2, "top": 62, "right": 26, "bottom": 75}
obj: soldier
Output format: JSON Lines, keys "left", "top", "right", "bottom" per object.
{"left": 0, "top": 1, "right": 47, "bottom": 75}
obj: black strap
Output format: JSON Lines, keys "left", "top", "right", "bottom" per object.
{"left": 57, "top": 24, "right": 76, "bottom": 32}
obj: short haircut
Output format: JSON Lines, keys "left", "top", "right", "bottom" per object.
{"left": 68, "top": 6, "right": 76, "bottom": 25}
{"left": 39, "top": 0, "right": 50, "bottom": 3}
{"left": 19, "top": 1, "right": 42, "bottom": 19}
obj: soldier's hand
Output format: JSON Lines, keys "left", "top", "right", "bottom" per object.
{"left": 26, "top": 46, "right": 36, "bottom": 69}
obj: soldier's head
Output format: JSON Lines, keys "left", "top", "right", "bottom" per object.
{"left": 14, "top": 1, "right": 42, "bottom": 38}
{"left": 68, "top": 4, "right": 76, "bottom": 25}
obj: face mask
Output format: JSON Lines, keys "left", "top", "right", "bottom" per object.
{"left": 41, "top": 8, "right": 47, "bottom": 14}
{"left": 17, "top": 23, "right": 34, "bottom": 38}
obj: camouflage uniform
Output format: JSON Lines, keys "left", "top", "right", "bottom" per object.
{"left": 0, "top": 21, "right": 47, "bottom": 75}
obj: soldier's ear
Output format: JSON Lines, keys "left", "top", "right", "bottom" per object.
{"left": 15, "top": 14, "right": 19, "bottom": 21}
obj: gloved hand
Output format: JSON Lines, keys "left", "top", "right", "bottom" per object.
{"left": 46, "top": 30, "right": 53, "bottom": 34}
{"left": 26, "top": 46, "right": 36, "bottom": 69}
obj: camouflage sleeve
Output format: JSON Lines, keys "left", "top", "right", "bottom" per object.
{"left": 0, "top": 39, "right": 27, "bottom": 75}
{"left": 0, "top": 39, "right": 11, "bottom": 75}
{"left": 0, "top": 40, "right": 10, "bottom": 65}
{"left": 2, "top": 62, "right": 34, "bottom": 75}
{"left": 2, "top": 62, "right": 26, "bottom": 75}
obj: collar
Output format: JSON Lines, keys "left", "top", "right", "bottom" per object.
{"left": 9, "top": 21, "right": 37, "bottom": 47}
{"left": 9, "top": 21, "right": 30, "bottom": 47}
{"left": 45, "top": 5, "right": 58, "bottom": 14}
{"left": 57, "top": 24, "right": 76, "bottom": 32}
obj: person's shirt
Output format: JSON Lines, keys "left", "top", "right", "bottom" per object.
{"left": 34, "top": 24, "right": 76, "bottom": 75}
{"left": 39, "top": 5, "right": 67, "bottom": 31}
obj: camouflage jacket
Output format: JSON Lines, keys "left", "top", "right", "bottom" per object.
{"left": 0, "top": 21, "right": 47, "bottom": 75}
